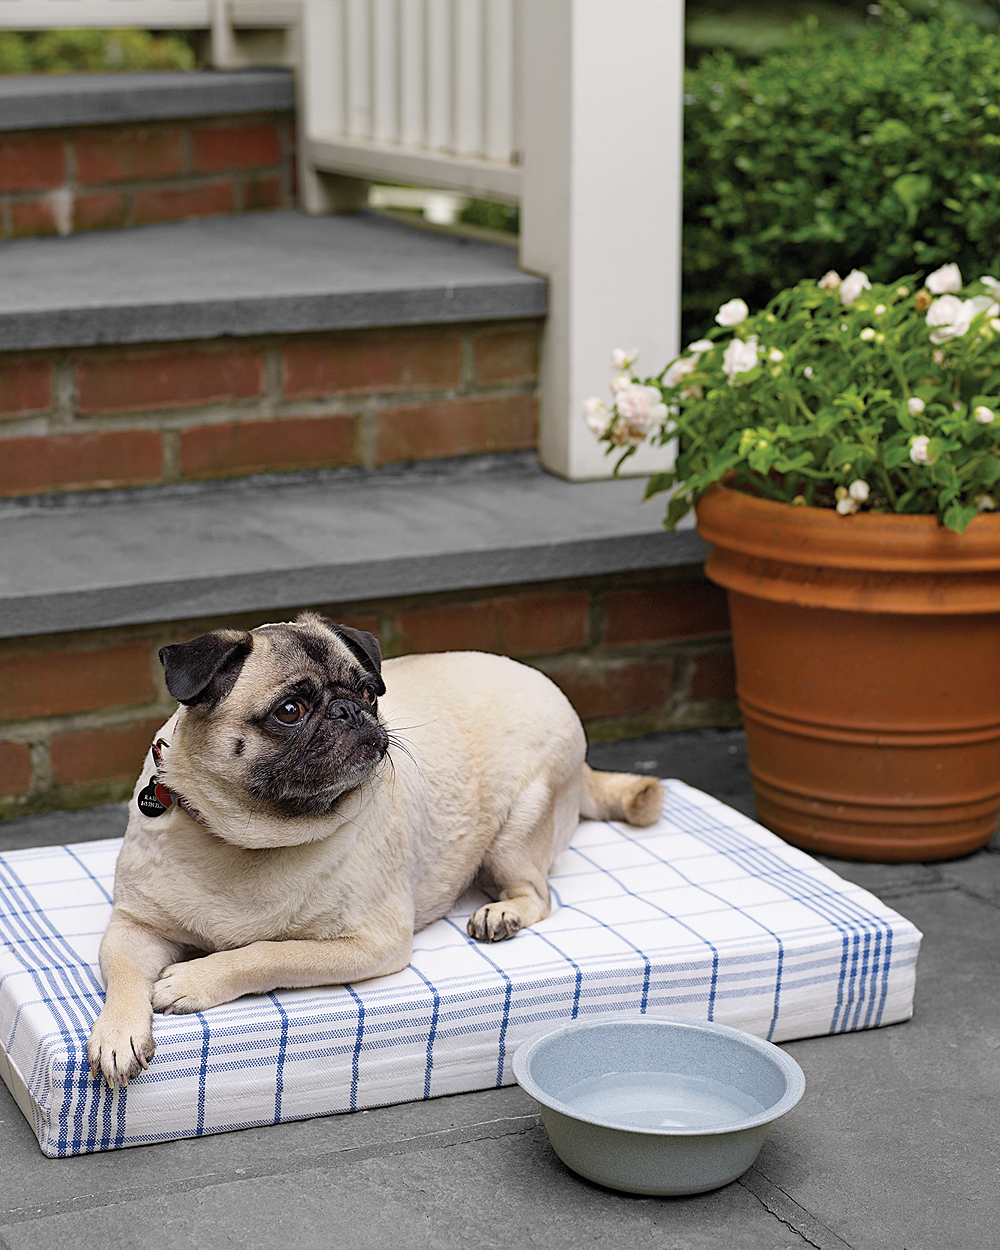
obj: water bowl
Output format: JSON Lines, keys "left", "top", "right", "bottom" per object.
{"left": 512, "top": 1014, "right": 805, "bottom": 1196}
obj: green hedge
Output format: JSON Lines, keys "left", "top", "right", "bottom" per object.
{"left": 683, "top": 7, "right": 1000, "bottom": 337}
{"left": 0, "top": 29, "right": 196, "bottom": 75}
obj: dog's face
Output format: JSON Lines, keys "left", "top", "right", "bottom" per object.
{"left": 158, "top": 614, "right": 389, "bottom": 827}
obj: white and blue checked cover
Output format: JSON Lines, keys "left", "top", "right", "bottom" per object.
{"left": 0, "top": 781, "right": 921, "bottom": 1157}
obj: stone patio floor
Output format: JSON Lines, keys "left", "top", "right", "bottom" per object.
{"left": 0, "top": 727, "right": 996, "bottom": 1250}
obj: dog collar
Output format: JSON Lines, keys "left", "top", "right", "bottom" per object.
{"left": 136, "top": 737, "right": 208, "bottom": 826}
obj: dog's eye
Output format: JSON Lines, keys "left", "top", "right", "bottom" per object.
{"left": 273, "top": 700, "right": 306, "bottom": 725}
{"left": 360, "top": 687, "right": 376, "bottom": 707}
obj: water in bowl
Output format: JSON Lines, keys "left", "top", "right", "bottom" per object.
{"left": 558, "top": 1070, "right": 767, "bottom": 1130}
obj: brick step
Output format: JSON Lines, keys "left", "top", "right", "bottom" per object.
{"left": 0, "top": 209, "right": 545, "bottom": 496}
{"left": 0, "top": 457, "right": 736, "bottom": 816}
{"left": 0, "top": 69, "right": 296, "bottom": 239}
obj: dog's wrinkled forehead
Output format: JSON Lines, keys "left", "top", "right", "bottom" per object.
{"left": 251, "top": 620, "right": 357, "bottom": 679}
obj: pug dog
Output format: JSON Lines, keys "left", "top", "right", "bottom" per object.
{"left": 86, "top": 613, "right": 664, "bottom": 1087}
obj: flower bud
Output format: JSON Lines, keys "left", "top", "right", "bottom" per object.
{"left": 915, "top": 289, "right": 933, "bottom": 313}
{"left": 818, "top": 271, "right": 842, "bottom": 290}
{"left": 849, "top": 479, "right": 870, "bottom": 502}
{"left": 859, "top": 327, "right": 876, "bottom": 341}
{"left": 836, "top": 496, "right": 859, "bottom": 515}
{"left": 611, "top": 347, "right": 639, "bottom": 370}
{"left": 976, "top": 492, "right": 998, "bottom": 512}
{"left": 909, "top": 435, "right": 937, "bottom": 465}
{"left": 907, "top": 397, "right": 925, "bottom": 416}
{"left": 974, "top": 405, "right": 996, "bottom": 424}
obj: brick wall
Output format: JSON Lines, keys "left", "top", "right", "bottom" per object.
{"left": 0, "top": 113, "right": 295, "bottom": 238}
{"left": 0, "top": 567, "right": 737, "bottom": 816}
{"left": 0, "top": 320, "right": 541, "bottom": 495}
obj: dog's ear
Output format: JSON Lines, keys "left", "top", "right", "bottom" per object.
{"left": 160, "top": 630, "right": 253, "bottom": 706}
{"left": 334, "top": 624, "right": 386, "bottom": 696}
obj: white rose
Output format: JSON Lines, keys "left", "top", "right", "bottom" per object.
{"left": 716, "top": 298, "right": 750, "bottom": 327}
{"left": 981, "top": 276, "right": 1000, "bottom": 298}
{"left": 663, "top": 355, "right": 699, "bottom": 388}
{"left": 722, "top": 336, "right": 759, "bottom": 384}
{"left": 583, "top": 396, "right": 613, "bottom": 437}
{"left": 836, "top": 496, "right": 860, "bottom": 515}
{"left": 840, "top": 269, "right": 872, "bottom": 304}
{"left": 926, "top": 263, "right": 962, "bottom": 295}
{"left": 907, "top": 397, "right": 926, "bottom": 416}
{"left": 849, "top": 479, "right": 870, "bottom": 502}
{"left": 859, "top": 327, "right": 876, "bottom": 341}
{"left": 976, "top": 492, "right": 998, "bottom": 511}
{"left": 974, "top": 405, "right": 996, "bottom": 424}
{"left": 609, "top": 372, "right": 632, "bottom": 396}
{"left": 687, "top": 339, "right": 714, "bottom": 353}
{"left": 926, "top": 294, "right": 999, "bottom": 345}
{"left": 611, "top": 346, "right": 639, "bottom": 370}
{"left": 909, "top": 435, "right": 937, "bottom": 465}
{"left": 615, "top": 383, "right": 668, "bottom": 442}
{"left": 818, "top": 270, "right": 842, "bottom": 290}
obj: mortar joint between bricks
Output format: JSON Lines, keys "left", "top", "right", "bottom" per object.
{"left": 53, "top": 356, "right": 77, "bottom": 425}
{"left": 460, "top": 332, "right": 478, "bottom": 389}
{"left": 263, "top": 345, "right": 284, "bottom": 408}
{"left": 160, "top": 428, "right": 181, "bottom": 482}
{"left": 0, "top": 701, "right": 176, "bottom": 743}
{"left": 28, "top": 740, "right": 53, "bottom": 796}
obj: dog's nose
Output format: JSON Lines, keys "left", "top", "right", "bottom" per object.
{"left": 326, "top": 699, "right": 364, "bottom": 725}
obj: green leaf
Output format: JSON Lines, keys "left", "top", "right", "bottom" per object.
{"left": 944, "top": 502, "right": 979, "bottom": 534}
{"left": 644, "top": 472, "right": 676, "bottom": 500}
{"left": 664, "top": 491, "right": 693, "bottom": 532}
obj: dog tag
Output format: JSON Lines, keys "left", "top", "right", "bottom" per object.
{"left": 137, "top": 778, "right": 168, "bottom": 818}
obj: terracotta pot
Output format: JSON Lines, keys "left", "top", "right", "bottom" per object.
{"left": 695, "top": 483, "right": 1000, "bottom": 861}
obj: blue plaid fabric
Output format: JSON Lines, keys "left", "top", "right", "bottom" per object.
{"left": 0, "top": 781, "right": 921, "bottom": 1157}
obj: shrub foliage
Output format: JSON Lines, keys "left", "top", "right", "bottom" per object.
{"left": 683, "top": 7, "right": 1000, "bottom": 337}
{"left": 0, "top": 29, "right": 196, "bottom": 75}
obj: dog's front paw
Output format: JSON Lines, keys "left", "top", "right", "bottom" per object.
{"left": 467, "top": 902, "right": 524, "bottom": 943}
{"left": 152, "top": 955, "right": 234, "bottom": 1014}
{"left": 87, "top": 1010, "right": 155, "bottom": 1088}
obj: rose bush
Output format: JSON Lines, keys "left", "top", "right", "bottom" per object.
{"left": 587, "top": 263, "right": 1000, "bottom": 534}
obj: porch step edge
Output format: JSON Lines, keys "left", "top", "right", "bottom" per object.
{"left": 0, "top": 68, "right": 295, "bottom": 133}
{"left": 0, "top": 458, "right": 700, "bottom": 639}
{"left": 0, "top": 210, "right": 546, "bottom": 352}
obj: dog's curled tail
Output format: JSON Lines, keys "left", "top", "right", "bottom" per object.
{"left": 580, "top": 763, "right": 664, "bottom": 827}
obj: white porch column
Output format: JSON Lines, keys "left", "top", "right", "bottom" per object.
{"left": 519, "top": 0, "right": 684, "bottom": 480}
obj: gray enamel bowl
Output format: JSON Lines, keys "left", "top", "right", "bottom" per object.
{"left": 512, "top": 1014, "right": 805, "bottom": 1196}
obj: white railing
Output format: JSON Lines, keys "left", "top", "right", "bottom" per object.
{"left": 0, "top": 0, "right": 212, "bottom": 27}
{"left": 300, "top": 0, "right": 520, "bottom": 204}
{"left": 2, "top": 0, "right": 683, "bottom": 482}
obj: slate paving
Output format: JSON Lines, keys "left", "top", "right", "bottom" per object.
{"left": 0, "top": 728, "right": 996, "bottom": 1250}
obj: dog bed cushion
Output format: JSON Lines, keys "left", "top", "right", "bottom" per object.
{"left": 0, "top": 780, "right": 921, "bottom": 1157}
